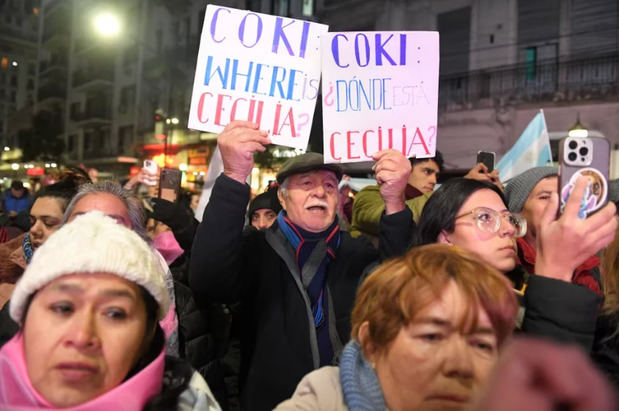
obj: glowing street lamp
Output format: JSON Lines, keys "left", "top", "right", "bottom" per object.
{"left": 568, "top": 113, "right": 589, "bottom": 138}
{"left": 93, "top": 11, "right": 121, "bottom": 38}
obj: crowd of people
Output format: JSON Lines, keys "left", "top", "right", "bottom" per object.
{"left": 0, "top": 119, "right": 617, "bottom": 410}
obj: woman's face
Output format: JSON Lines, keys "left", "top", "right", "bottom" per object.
{"left": 439, "top": 189, "right": 517, "bottom": 273}
{"left": 23, "top": 273, "right": 150, "bottom": 407}
{"left": 369, "top": 280, "right": 498, "bottom": 411}
{"left": 29, "top": 197, "right": 65, "bottom": 250}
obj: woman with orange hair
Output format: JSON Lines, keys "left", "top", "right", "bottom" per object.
{"left": 276, "top": 244, "right": 518, "bottom": 410}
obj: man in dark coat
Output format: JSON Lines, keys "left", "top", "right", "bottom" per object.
{"left": 189, "top": 120, "right": 413, "bottom": 410}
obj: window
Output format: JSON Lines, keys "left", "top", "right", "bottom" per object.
{"left": 273, "top": 0, "right": 289, "bottom": 16}
{"left": 119, "top": 86, "right": 135, "bottom": 112}
{"left": 68, "top": 134, "right": 76, "bottom": 152}
{"left": 156, "top": 29, "right": 163, "bottom": 52}
{"left": 70, "top": 102, "right": 80, "bottom": 120}
{"left": 525, "top": 47, "right": 537, "bottom": 80}
{"left": 302, "top": 0, "right": 313, "bottom": 16}
{"left": 118, "top": 125, "right": 134, "bottom": 151}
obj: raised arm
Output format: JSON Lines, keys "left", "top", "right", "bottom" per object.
{"left": 189, "top": 121, "right": 270, "bottom": 303}
{"left": 373, "top": 150, "right": 416, "bottom": 258}
{"left": 524, "top": 176, "right": 617, "bottom": 349}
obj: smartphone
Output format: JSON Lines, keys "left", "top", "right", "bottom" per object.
{"left": 142, "top": 160, "right": 158, "bottom": 186}
{"left": 476, "top": 151, "right": 495, "bottom": 172}
{"left": 558, "top": 136, "right": 610, "bottom": 218}
{"left": 159, "top": 168, "right": 182, "bottom": 203}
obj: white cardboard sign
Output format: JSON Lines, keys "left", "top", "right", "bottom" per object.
{"left": 188, "top": 5, "right": 328, "bottom": 149}
{"left": 321, "top": 31, "right": 440, "bottom": 163}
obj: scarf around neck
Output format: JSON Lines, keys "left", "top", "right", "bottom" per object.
{"left": 516, "top": 237, "right": 601, "bottom": 295}
{"left": 277, "top": 211, "right": 340, "bottom": 327}
{"left": 340, "top": 340, "right": 386, "bottom": 410}
{"left": 0, "top": 333, "right": 165, "bottom": 410}
{"left": 22, "top": 233, "right": 33, "bottom": 265}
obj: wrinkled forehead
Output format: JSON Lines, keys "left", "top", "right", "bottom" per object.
{"left": 410, "top": 280, "right": 494, "bottom": 334}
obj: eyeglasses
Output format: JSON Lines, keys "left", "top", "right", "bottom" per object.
{"left": 455, "top": 207, "right": 527, "bottom": 238}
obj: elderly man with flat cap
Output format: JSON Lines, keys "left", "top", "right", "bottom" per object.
{"left": 190, "top": 121, "right": 413, "bottom": 410}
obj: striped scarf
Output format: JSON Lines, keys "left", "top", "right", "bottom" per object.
{"left": 277, "top": 211, "right": 340, "bottom": 365}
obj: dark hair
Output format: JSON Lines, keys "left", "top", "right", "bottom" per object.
{"left": 416, "top": 178, "right": 506, "bottom": 246}
{"left": 32, "top": 177, "right": 80, "bottom": 213}
{"left": 410, "top": 150, "right": 444, "bottom": 173}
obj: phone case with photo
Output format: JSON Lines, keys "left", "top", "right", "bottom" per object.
{"left": 558, "top": 136, "right": 609, "bottom": 218}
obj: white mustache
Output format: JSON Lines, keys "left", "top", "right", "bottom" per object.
{"left": 305, "top": 200, "right": 329, "bottom": 209}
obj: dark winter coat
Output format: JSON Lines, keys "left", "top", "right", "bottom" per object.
{"left": 189, "top": 174, "right": 413, "bottom": 411}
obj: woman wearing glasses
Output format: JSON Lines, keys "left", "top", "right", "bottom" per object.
{"left": 416, "top": 177, "right": 617, "bottom": 348}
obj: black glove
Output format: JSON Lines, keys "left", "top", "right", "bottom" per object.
{"left": 149, "top": 197, "right": 198, "bottom": 252}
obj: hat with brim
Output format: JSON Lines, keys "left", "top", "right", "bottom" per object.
{"left": 276, "top": 152, "right": 343, "bottom": 184}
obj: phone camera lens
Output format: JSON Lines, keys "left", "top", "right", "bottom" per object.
{"left": 579, "top": 147, "right": 589, "bottom": 156}
{"left": 568, "top": 140, "right": 578, "bottom": 150}
{"left": 568, "top": 152, "right": 577, "bottom": 161}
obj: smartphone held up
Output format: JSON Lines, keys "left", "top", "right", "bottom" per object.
{"left": 558, "top": 136, "right": 610, "bottom": 218}
{"left": 476, "top": 151, "right": 495, "bottom": 173}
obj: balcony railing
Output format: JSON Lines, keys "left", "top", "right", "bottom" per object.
{"left": 72, "top": 67, "right": 113, "bottom": 88}
{"left": 439, "top": 52, "right": 618, "bottom": 111}
{"left": 39, "top": 55, "right": 68, "bottom": 74}
{"left": 38, "top": 82, "right": 66, "bottom": 101}
{"left": 71, "top": 105, "right": 112, "bottom": 123}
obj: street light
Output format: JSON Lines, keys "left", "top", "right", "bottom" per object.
{"left": 568, "top": 113, "right": 589, "bottom": 138}
{"left": 93, "top": 11, "right": 122, "bottom": 38}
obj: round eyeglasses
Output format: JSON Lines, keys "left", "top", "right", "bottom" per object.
{"left": 455, "top": 207, "right": 527, "bottom": 238}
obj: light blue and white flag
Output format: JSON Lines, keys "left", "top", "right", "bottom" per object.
{"left": 497, "top": 110, "right": 553, "bottom": 182}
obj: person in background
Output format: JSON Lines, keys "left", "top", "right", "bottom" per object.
{"left": 0, "top": 212, "right": 220, "bottom": 410}
{"left": 61, "top": 181, "right": 180, "bottom": 358}
{"left": 350, "top": 152, "right": 443, "bottom": 242}
{"left": 276, "top": 244, "right": 518, "bottom": 410}
{"left": 190, "top": 120, "right": 414, "bottom": 410}
{"left": 247, "top": 188, "right": 281, "bottom": 230}
{"left": 2, "top": 180, "right": 31, "bottom": 217}
{"left": 593, "top": 224, "right": 619, "bottom": 385}
{"left": 504, "top": 167, "right": 602, "bottom": 295}
{"left": 0, "top": 177, "right": 80, "bottom": 309}
{"left": 416, "top": 177, "right": 617, "bottom": 351}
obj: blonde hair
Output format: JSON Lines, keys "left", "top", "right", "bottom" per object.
{"left": 351, "top": 244, "right": 518, "bottom": 353}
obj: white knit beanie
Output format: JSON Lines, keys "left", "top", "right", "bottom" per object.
{"left": 10, "top": 211, "right": 170, "bottom": 325}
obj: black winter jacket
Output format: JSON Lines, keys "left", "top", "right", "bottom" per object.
{"left": 189, "top": 174, "right": 413, "bottom": 411}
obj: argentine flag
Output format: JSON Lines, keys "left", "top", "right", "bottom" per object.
{"left": 497, "top": 110, "right": 553, "bottom": 182}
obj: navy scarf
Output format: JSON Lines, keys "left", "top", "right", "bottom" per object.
{"left": 277, "top": 211, "right": 340, "bottom": 365}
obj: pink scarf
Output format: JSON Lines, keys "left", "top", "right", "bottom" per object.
{"left": 0, "top": 333, "right": 165, "bottom": 410}
{"left": 154, "top": 231, "right": 184, "bottom": 266}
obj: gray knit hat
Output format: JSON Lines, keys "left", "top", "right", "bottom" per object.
{"left": 504, "top": 167, "right": 558, "bottom": 212}
{"left": 10, "top": 211, "right": 170, "bottom": 325}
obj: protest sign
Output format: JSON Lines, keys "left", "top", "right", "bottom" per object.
{"left": 188, "top": 5, "right": 328, "bottom": 149}
{"left": 321, "top": 31, "right": 439, "bottom": 163}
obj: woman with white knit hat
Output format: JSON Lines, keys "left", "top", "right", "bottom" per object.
{"left": 0, "top": 211, "right": 220, "bottom": 410}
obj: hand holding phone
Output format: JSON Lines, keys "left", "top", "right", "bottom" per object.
{"left": 535, "top": 175, "right": 617, "bottom": 282}
{"left": 558, "top": 136, "right": 609, "bottom": 218}
{"left": 159, "top": 168, "right": 182, "bottom": 203}
{"left": 141, "top": 160, "right": 158, "bottom": 186}
{"left": 476, "top": 151, "right": 495, "bottom": 173}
